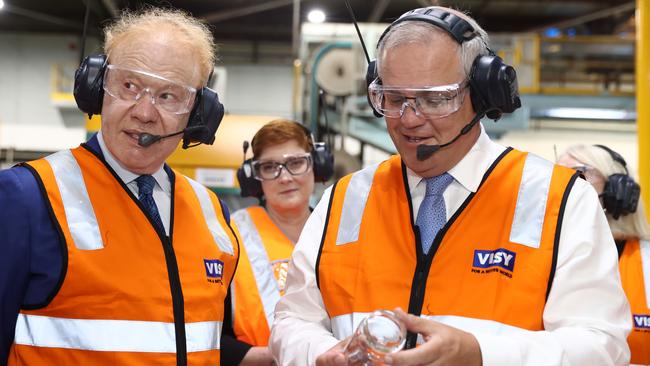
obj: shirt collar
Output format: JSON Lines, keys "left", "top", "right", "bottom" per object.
{"left": 406, "top": 123, "right": 506, "bottom": 195}
{"left": 97, "top": 130, "right": 171, "bottom": 194}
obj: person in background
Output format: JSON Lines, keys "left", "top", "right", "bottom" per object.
{"left": 221, "top": 119, "right": 330, "bottom": 365}
{"left": 269, "top": 6, "right": 631, "bottom": 366}
{"left": 0, "top": 8, "right": 239, "bottom": 366}
{"left": 558, "top": 144, "right": 650, "bottom": 365}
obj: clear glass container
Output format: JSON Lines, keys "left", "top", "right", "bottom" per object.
{"left": 343, "top": 310, "right": 407, "bottom": 366}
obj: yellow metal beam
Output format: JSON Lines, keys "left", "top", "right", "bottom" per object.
{"left": 637, "top": 0, "right": 650, "bottom": 214}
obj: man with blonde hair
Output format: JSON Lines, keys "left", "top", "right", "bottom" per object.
{"left": 270, "top": 6, "right": 630, "bottom": 366}
{"left": 0, "top": 7, "right": 239, "bottom": 366}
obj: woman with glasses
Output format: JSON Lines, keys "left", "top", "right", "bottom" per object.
{"left": 222, "top": 119, "right": 317, "bottom": 366}
{"left": 558, "top": 144, "right": 650, "bottom": 365}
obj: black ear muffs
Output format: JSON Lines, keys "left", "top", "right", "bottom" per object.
{"left": 293, "top": 122, "right": 334, "bottom": 183}
{"left": 73, "top": 54, "right": 108, "bottom": 116}
{"left": 365, "top": 61, "right": 382, "bottom": 118}
{"left": 183, "top": 87, "right": 224, "bottom": 148}
{"left": 602, "top": 174, "right": 640, "bottom": 219}
{"left": 237, "top": 122, "right": 335, "bottom": 199}
{"left": 593, "top": 144, "right": 641, "bottom": 219}
{"left": 468, "top": 55, "right": 521, "bottom": 120}
{"left": 73, "top": 54, "right": 225, "bottom": 148}
{"left": 237, "top": 158, "right": 263, "bottom": 199}
{"left": 365, "top": 7, "right": 521, "bottom": 121}
{"left": 311, "top": 141, "right": 334, "bottom": 182}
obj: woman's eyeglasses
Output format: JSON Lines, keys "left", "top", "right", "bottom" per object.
{"left": 252, "top": 153, "right": 312, "bottom": 181}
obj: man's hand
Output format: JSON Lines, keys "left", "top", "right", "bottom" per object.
{"left": 383, "top": 308, "right": 482, "bottom": 366}
{"left": 315, "top": 337, "right": 350, "bottom": 366}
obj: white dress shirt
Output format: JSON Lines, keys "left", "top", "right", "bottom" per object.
{"left": 97, "top": 131, "right": 172, "bottom": 235}
{"left": 269, "top": 125, "right": 632, "bottom": 366}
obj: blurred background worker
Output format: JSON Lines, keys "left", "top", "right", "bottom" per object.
{"left": 221, "top": 119, "right": 333, "bottom": 365}
{"left": 0, "top": 8, "right": 239, "bottom": 366}
{"left": 558, "top": 144, "right": 650, "bottom": 365}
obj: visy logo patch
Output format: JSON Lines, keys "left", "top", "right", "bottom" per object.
{"left": 204, "top": 259, "right": 224, "bottom": 281}
{"left": 472, "top": 248, "right": 516, "bottom": 272}
{"left": 633, "top": 314, "right": 650, "bottom": 329}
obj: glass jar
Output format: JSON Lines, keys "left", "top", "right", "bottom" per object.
{"left": 343, "top": 310, "right": 407, "bottom": 366}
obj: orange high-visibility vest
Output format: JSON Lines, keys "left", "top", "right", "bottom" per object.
{"left": 619, "top": 238, "right": 650, "bottom": 365}
{"left": 9, "top": 145, "right": 239, "bottom": 365}
{"left": 230, "top": 206, "right": 294, "bottom": 346}
{"left": 318, "top": 149, "right": 576, "bottom": 342}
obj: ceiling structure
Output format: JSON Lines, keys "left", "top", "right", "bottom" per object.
{"left": 0, "top": 0, "right": 636, "bottom": 43}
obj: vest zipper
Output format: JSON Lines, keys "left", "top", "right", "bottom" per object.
{"left": 142, "top": 172, "right": 186, "bottom": 366}
{"left": 136, "top": 188, "right": 187, "bottom": 365}
{"left": 406, "top": 264, "right": 427, "bottom": 349}
{"left": 405, "top": 226, "right": 446, "bottom": 349}
{"left": 136, "top": 188, "right": 186, "bottom": 365}
{"left": 159, "top": 235, "right": 187, "bottom": 366}
{"left": 405, "top": 229, "right": 431, "bottom": 349}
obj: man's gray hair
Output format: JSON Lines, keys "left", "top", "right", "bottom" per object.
{"left": 377, "top": 7, "right": 489, "bottom": 79}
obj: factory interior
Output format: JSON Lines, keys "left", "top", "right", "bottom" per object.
{"left": 0, "top": 0, "right": 647, "bottom": 209}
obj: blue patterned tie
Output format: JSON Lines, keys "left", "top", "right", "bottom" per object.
{"left": 416, "top": 173, "right": 453, "bottom": 255}
{"left": 136, "top": 175, "right": 165, "bottom": 234}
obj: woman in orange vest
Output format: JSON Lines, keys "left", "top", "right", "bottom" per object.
{"left": 221, "top": 119, "right": 333, "bottom": 365}
{"left": 559, "top": 144, "right": 650, "bottom": 365}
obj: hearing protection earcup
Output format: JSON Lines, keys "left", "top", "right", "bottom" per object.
{"left": 73, "top": 54, "right": 107, "bottom": 116}
{"left": 237, "top": 159, "right": 263, "bottom": 198}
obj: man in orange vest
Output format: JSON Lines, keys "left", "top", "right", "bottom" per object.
{"left": 0, "top": 8, "right": 239, "bottom": 366}
{"left": 269, "top": 6, "right": 631, "bottom": 366}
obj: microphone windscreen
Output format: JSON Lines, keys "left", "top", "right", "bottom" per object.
{"left": 138, "top": 133, "right": 161, "bottom": 147}
{"left": 416, "top": 144, "right": 440, "bottom": 161}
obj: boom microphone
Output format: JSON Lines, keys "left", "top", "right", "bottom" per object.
{"left": 416, "top": 113, "right": 483, "bottom": 161}
{"left": 138, "top": 126, "right": 204, "bottom": 147}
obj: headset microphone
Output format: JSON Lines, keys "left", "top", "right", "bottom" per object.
{"left": 416, "top": 112, "right": 483, "bottom": 161}
{"left": 137, "top": 126, "right": 205, "bottom": 148}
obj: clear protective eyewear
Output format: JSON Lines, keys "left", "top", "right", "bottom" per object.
{"left": 368, "top": 79, "right": 468, "bottom": 118}
{"left": 252, "top": 153, "right": 313, "bottom": 181}
{"left": 103, "top": 65, "right": 197, "bottom": 114}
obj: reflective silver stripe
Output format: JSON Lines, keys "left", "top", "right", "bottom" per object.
{"left": 187, "top": 178, "right": 234, "bottom": 256}
{"left": 231, "top": 209, "right": 280, "bottom": 329}
{"left": 641, "top": 240, "right": 650, "bottom": 308}
{"left": 330, "top": 312, "right": 526, "bottom": 341}
{"left": 336, "top": 163, "right": 381, "bottom": 245}
{"left": 509, "top": 153, "right": 554, "bottom": 248}
{"left": 44, "top": 150, "right": 103, "bottom": 250}
{"left": 14, "top": 313, "right": 221, "bottom": 352}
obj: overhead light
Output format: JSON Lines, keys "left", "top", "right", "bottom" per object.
{"left": 0, "top": 0, "right": 5, "bottom": 10}
{"left": 308, "top": 9, "right": 326, "bottom": 24}
{"left": 543, "top": 107, "right": 634, "bottom": 120}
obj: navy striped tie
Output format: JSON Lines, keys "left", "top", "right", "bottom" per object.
{"left": 135, "top": 175, "right": 165, "bottom": 234}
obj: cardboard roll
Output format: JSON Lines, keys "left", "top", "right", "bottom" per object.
{"left": 315, "top": 48, "right": 355, "bottom": 96}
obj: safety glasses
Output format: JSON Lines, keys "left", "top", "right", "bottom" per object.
{"left": 103, "top": 65, "right": 197, "bottom": 114}
{"left": 252, "top": 153, "right": 313, "bottom": 181}
{"left": 368, "top": 79, "right": 468, "bottom": 118}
